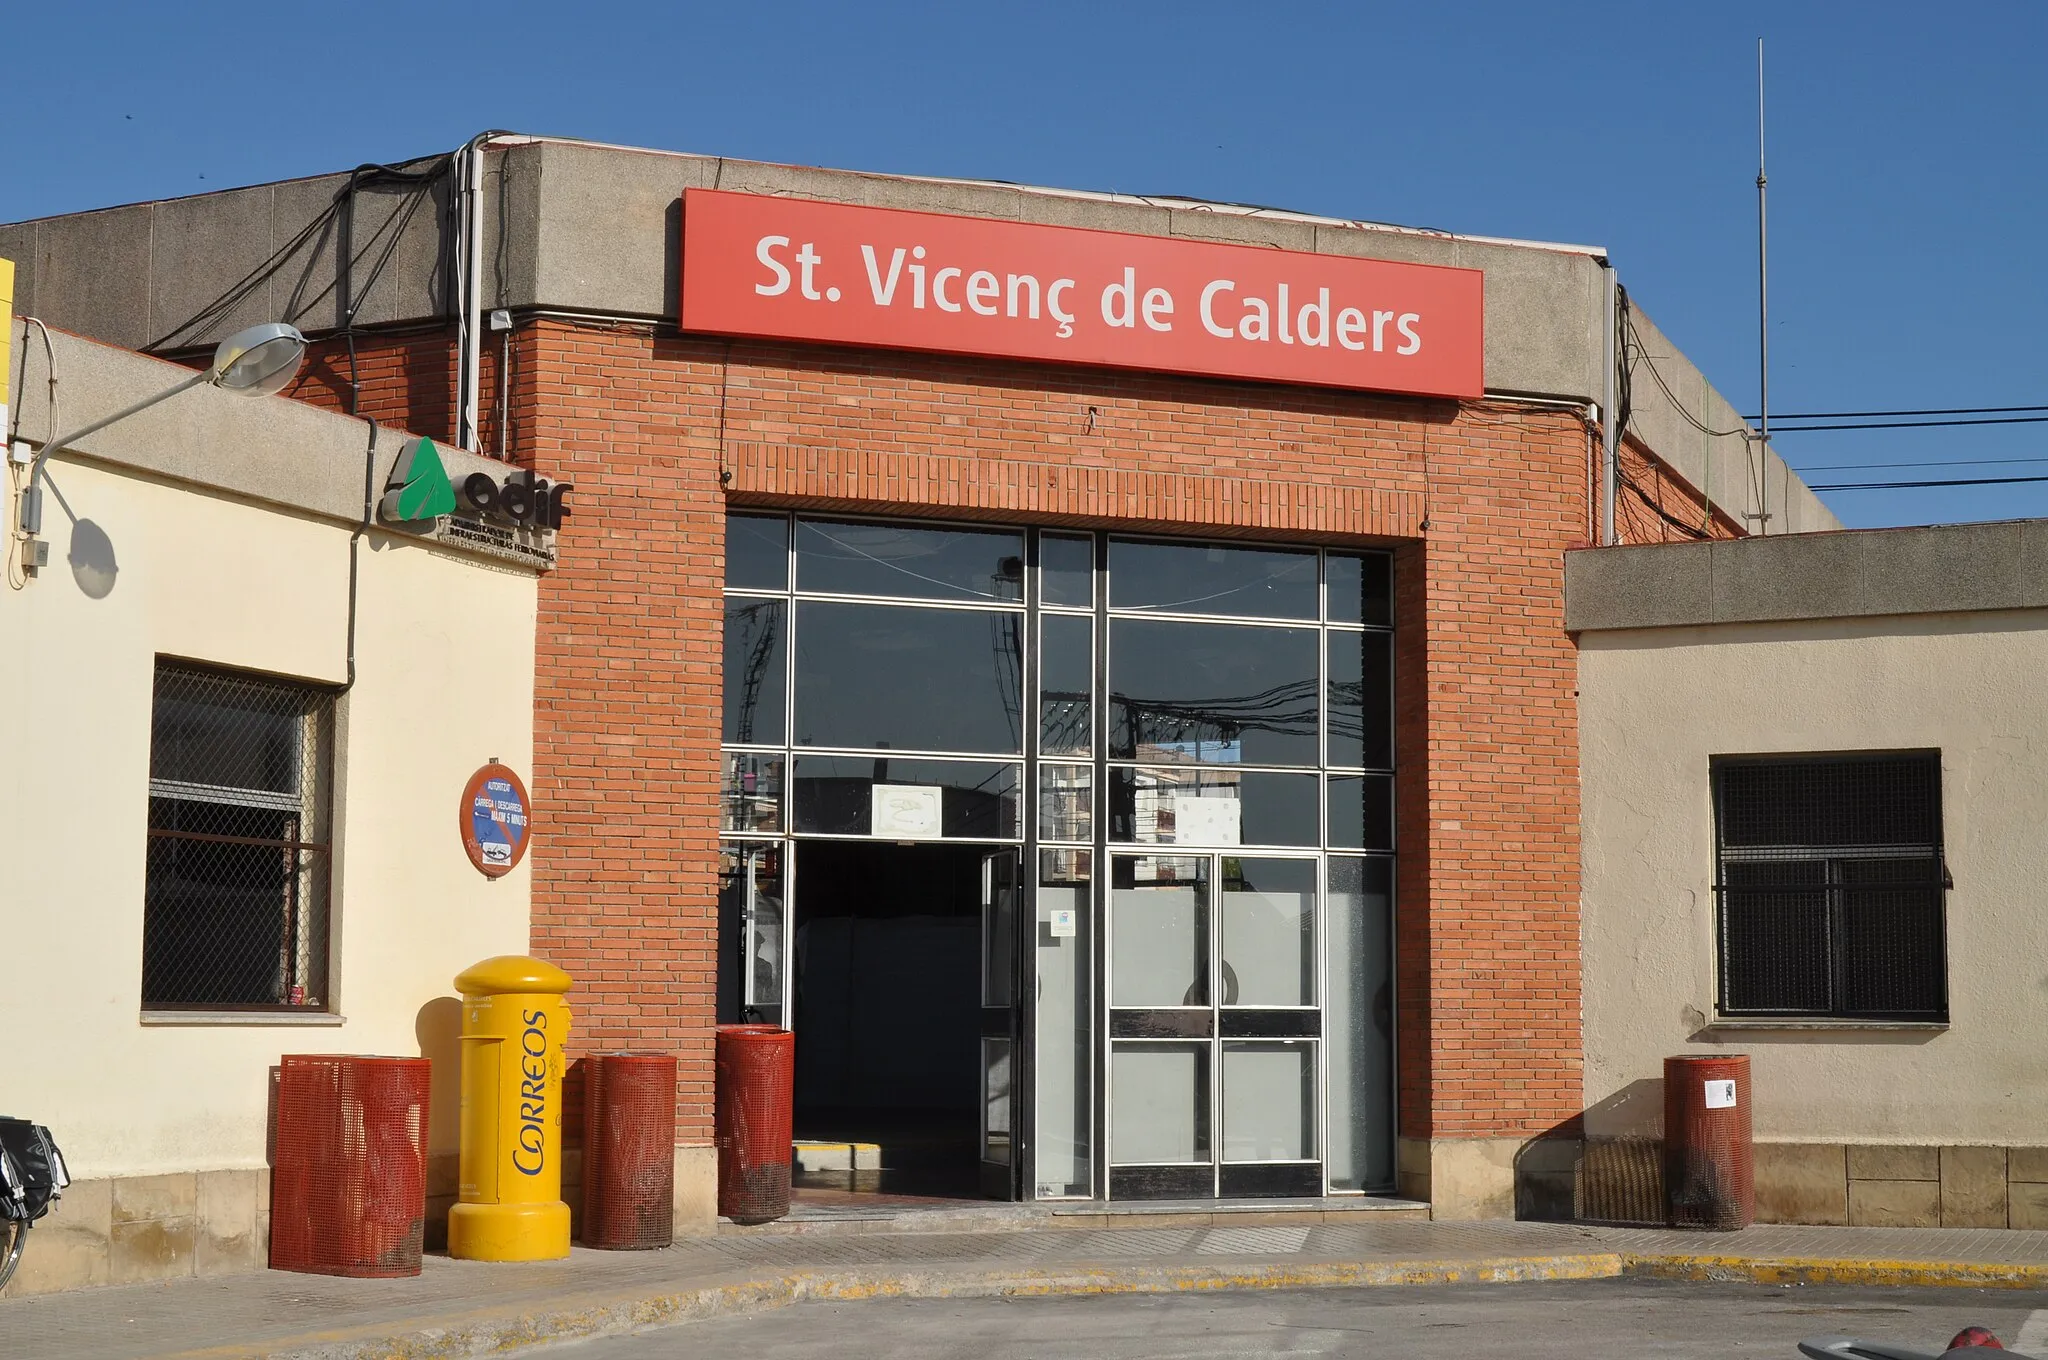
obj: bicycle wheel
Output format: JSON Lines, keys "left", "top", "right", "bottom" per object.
{"left": 0, "top": 1219, "right": 24, "bottom": 1293}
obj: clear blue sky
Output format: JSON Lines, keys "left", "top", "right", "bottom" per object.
{"left": 11, "top": 1, "right": 2043, "bottom": 529}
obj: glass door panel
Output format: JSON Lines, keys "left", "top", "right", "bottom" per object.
{"left": 1327, "top": 856, "right": 1395, "bottom": 1190}
{"left": 1110, "top": 1042, "right": 1209, "bottom": 1163}
{"left": 1034, "top": 850, "right": 1092, "bottom": 1198}
{"left": 1109, "top": 857, "right": 1209, "bottom": 1008}
{"left": 979, "top": 848, "right": 1023, "bottom": 1198}
{"left": 717, "top": 843, "right": 784, "bottom": 1025}
{"left": 1221, "top": 1042, "right": 1315, "bottom": 1161}
{"left": 1221, "top": 857, "right": 1315, "bottom": 1007}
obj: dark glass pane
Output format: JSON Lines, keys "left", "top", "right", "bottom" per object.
{"left": 1109, "top": 618, "right": 1319, "bottom": 766}
{"left": 1328, "top": 631, "right": 1393, "bottom": 770}
{"left": 1327, "top": 553, "right": 1393, "bottom": 627}
{"left": 1327, "top": 774, "right": 1394, "bottom": 850}
{"left": 790, "top": 756, "right": 1019, "bottom": 838}
{"left": 1040, "top": 612, "right": 1093, "bottom": 756}
{"left": 143, "top": 798, "right": 297, "bottom": 1007}
{"left": 1109, "top": 540, "right": 1317, "bottom": 619}
{"left": 720, "top": 752, "right": 783, "bottom": 833}
{"left": 725, "top": 513, "right": 789, "bottom": 591}
{"left": 1041, "top": 533, "right": 1095, "bottom": 609}
{"left": 1840, "top": 857, "right": 1946, "bottom": 1017}
{"left": 722, "top": 598, "right": 787, "bottom": 745}
{"left": 152, "top": 668, "right": 315, "bottom": 794}
{"left": 794, "top": 601, "right": 1023, "bottom": 754}
{"left": 796, "top": 519, "right": 1025, "bottom": 602}
{"left": 1716, "top": 755, "right": 1940, "bottom": 850}
{"left": 1719, "top": 860, "right": 1830, "bottom": 1012}
{"left": 1108, "top": 768, "right": 1317, "bottom": 847}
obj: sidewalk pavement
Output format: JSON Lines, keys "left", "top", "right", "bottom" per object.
{"left": 8, "top": 1218, "right": 2048, "bottom": 1360}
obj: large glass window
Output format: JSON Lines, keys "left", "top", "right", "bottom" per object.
{"left": 1109, "top": 619, "right": 1319, "bottom": 766}
{"left": 145, "top": 661, "right": 334, "bottom": 1011}
{"left": 719, "top": 514, "right": 1397, "bottom": 1201}
{"left": 1109, "top": 540, "right": 1317, "bottom": 619}
{"left": 796, "top": 519, "right": 1024, "bottom": 602}
{"left": 794, "top": 601, "right": 1022, "bottom": 754}
{"left": 722, "top": 598, "right": 786, "bottom": 746}
{"left": 1713, "top": 752, "right": 1947, "bottom": 1021}
{"left": 726, "top": 512, "right": 790, "bottom": 591}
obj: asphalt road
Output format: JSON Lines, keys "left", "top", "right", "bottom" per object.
{"left": 558, "top": 1279, "right": 2048, "bottom": 1359}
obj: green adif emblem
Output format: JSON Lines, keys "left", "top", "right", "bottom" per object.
{"left": 393, "top": 437, "right": 457, "bottom": 520}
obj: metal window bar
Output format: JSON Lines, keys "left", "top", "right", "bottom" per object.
{"left": 144, "top": 662, "right": 335, "bottom": 1011}
{"left": 1712, "top": 753, "right": 1947, "bottom": 1021}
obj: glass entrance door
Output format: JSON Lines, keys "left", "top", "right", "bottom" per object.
{"left": 979, "top": 847, "right": 1022, "bottom": 1199}
{"left": 1107, "top": 852, "right": 1325, "bottom": 1198}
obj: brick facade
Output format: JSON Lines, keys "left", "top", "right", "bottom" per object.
{"left": 277, "top": 316, "right": 1602, "bottom": 1155}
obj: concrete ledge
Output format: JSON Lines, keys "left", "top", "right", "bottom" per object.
{"left": 1567, "top": 520, "right": 2048, "bottom": 632}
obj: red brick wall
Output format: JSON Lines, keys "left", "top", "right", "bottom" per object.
{"left": 318, "top": 320, "right": 1591, "bottom": 1151}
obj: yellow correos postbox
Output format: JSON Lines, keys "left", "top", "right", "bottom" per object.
{"left": 447, "top": 955, "right": 573, "bottom": 1261}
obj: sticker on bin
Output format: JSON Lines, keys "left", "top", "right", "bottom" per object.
{"left": 1703, "top": 1078, "right": 1738, "bottom": 1109}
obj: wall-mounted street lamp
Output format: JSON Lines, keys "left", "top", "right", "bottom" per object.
{"left": 16, "top": 321, "right": 308, "bottom": 575}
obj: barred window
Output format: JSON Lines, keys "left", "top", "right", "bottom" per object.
{"left": 1712, "top": 752, "right": 1947, "bottom": 1022}
{"left": 144, "top": 661, "right": 336, "bottom": 1011}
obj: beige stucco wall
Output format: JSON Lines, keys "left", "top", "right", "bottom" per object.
{"left": 0, "top": 454, "right": 538, "bottom": 1181}
{"left": 1579, "top": 610, "right": 2048, "bottom": 1144}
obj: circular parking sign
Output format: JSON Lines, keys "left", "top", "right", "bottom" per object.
{"left": 460, "top": 763, "right": 532, "bottom": 878}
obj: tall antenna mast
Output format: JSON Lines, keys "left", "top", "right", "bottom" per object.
{"left": 1755, "top": 36, "right": 1771, "bottom": 531}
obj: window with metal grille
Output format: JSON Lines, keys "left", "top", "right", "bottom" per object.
{"left": 144, "top": 661, "right": 336, "bottom": 1011}
{"left": 1712, "top": 752, "right": 1947, "bottom": 1022}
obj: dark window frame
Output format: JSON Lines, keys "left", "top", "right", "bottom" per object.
{"left": 1711, "top": 750, "right": 1949, "bottom": 1022}
{"left": 144, "top": 659, "right": 337, "bottom": 1013}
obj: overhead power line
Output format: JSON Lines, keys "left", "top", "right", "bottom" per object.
{"left": 1752, "top": 404, "right": 2048, "bottom": 421}
{"left": 1771, "top": 415, "right": 2048, "bottom": 433}
{"left": 1809, "top": 473, "right": 2048, "bottom": 491}
{"left": 1794, "top": 455, "right": 2048, "bottom": 473}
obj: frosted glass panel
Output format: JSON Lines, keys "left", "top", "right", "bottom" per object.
{"left": 1327, "top": 856, "right": 1394, "bottom": 1189}
{"left": 1111, "top": 1042, "right": 1209, "bottom": 1164}
{"left": 983, "top": 1037, "right": 1013, "bottom": 1164}
{"left": 1034, "top": 854, "right": 1092, "bottom": 1197}
{"left": 1222, "top": 1043, "right": 1315, "bottom": 1162}
{"left": 1110, "top": 857, "right": 1208, "bottom": 1007}
{"left": 1222, "top": 858, "right": 1315, "bottom": 1007}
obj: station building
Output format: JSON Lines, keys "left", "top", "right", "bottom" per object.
{"left": 5, "top": 135, "right": 1882, "bottom": 1272}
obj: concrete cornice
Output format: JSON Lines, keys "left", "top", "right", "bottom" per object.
{"left": 0, "top": 135, "right": 1837, "bottom": 533}
{"left": 9, "top": 320, "right": 542, "bottom": 572}
{"left": 1565, "top": 521, "right": 2048, "bottom": 632}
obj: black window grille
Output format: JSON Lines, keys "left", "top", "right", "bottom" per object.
{"left": 1712, "top": 752, "right": 1947, "bottom": 1021}
{"left": 144, "top": 661, "right": 336, "bottom": 1010}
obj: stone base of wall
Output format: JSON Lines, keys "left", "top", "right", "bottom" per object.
{"left": 0, "top": 1168, "right": 270, "bottom": 1298}
{"left": 1398, "top": 1136, "right": 1524, "bottom": 1219}
{"left": 1755, "top": 1143, "right": 2048, "bottom": 1229}
{"left": 1507, "top": 1136, "right": 2048, "bottom": 1230}
{"left": 3, "top": 1142, "right": 725, "bottom": 1298}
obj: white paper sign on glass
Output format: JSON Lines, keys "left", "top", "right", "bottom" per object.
{"left": 1703, "top": 1079, "right": 1738, "bottom": 1110}
{"left": 872, "top": 784, "right": 943, "bottom": 838}
{"left": 1049, "top": 908, "right": 1077, "bottom": 938}
{"left": 1171, "top": 795, "right": 1242, "bottom": 846}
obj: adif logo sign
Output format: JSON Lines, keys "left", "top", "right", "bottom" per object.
{"left": 379, "top": 437, "right": 572, "bottom": 531}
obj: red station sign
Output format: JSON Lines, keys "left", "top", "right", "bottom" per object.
{"left": 679, "top": 189, "right": 1484, "bottom": 400}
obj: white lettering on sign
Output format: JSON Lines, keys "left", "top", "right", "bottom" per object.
{"left": 1703, "top": 1079, "right": 1738, "bottom": 1110}
{"left": 683, "top": 191, "right": 1485, "bottom": 399}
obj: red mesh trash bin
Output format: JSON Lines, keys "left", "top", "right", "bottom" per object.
{"left": 582, "top": 1053, "right": 678, "bottom": 1249}
{"left": 715, "top": 1025, "right": 793, "bottom": 1225}
{"left": 1664, "top": 1054, "right": 1753, "bottom": 1231}
{"left": 270, "top": 1055, "right": 432, "bottom": 1276}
